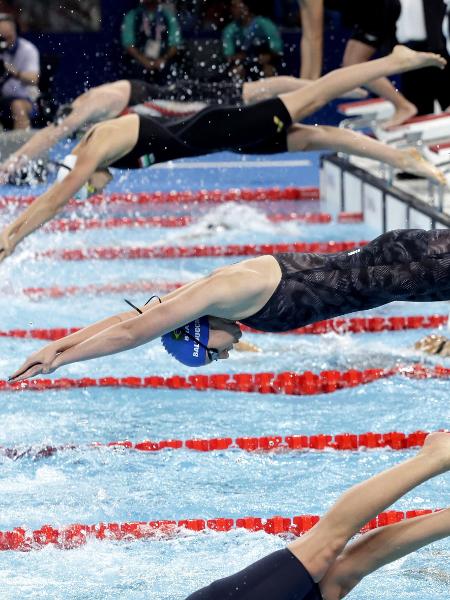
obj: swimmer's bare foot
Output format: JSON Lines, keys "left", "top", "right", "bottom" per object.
{"left": 398, "top": 148, "right": 447, "bottom": 185}
{"left": 391, "top": 45, "right": 447, "bottom": 73}
{"left": 419, "top": 432, "right": 450, "bottom": 473}
{"left": 382, "top": 100, "right": 417, "bottom": 129}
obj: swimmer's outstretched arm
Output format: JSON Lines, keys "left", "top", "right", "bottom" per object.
{"left": 0, "top": 81, "right": 131, "bottom": 180}
{"left": 0, "top": 123, "right": 117, "bottom": 262}
{"left": 0, "top": 103, "right": 94, "bottom": 181}
{"left": 0, "top": 150, "right": 99, "bottom": 262}
{"left": 9, "top": 270, "right": 256, "bottom": 380}
{"left": 9, "top": 278, "right": 207, "bottom": 379}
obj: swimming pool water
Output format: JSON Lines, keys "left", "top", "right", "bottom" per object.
{"left": 0, "top": 151, "right": 449, "bottom": 599}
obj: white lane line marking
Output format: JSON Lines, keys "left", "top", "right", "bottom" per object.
{"left": 151, "top": 160, "right": 312, "bottom": 169}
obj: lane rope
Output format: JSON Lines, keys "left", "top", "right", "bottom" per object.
{"left": 43, "top": 212, "right": 363, "bottom": 233}
{"left": 1, "top": 431, "right": 435, "bottom": 460}
{"left": 0, "top": 186, "right": 319, "bottom": 209}
{"left": 19, "top": 280, "right": 183, "bottom": 299}
{"left": 45, "top": 212, "right": 334, "bottom": 233}
{"left": 2, "top": 314, "right": 447, "bottom": 340}
{"left": 37, "top": 240, "right": 367, "bottom": 261}
{"left": 2, "top": 365, "right": 449, "bottom": 395}
{"left": 0, "top": 509, "right": 439, "bottom": 551}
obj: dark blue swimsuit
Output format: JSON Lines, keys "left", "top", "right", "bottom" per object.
{"left": 186, "top": 549, "right": 322, "bottom": 600}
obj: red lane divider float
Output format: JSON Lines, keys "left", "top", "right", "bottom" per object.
{"left": 21, "top": 280, "right": 184, "bottom": 299}
{"left": 37, "top": 240, "right": 367, "bottom": 261}
{"left": 0, "top": 509, "right": 439, "bottom": 551}
{"left": 0, "top": 186, "right": 319, "bottom": 209}
{"left": 1, "top": 431, "right": 434, "bottom": 460}
{"left": 1, "top": 365, "right": 449, "bottom": 396}
{"left": 45, "top": 212, "right": 338, "bottom": 233}
{"left": 2, "top": 314, "right": 447, "bottom": 340}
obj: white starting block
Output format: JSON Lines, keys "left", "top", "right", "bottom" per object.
{"left": 424, "top": 141, "right": 450, "bottom": 167}
{"left": 322, "top": 153, "right": 450, "bottom": 235}
{"left": 338, "top": 98, "right": 395, "bottom": 129}
{"left": 375, "top": 112, "right": 450, "bottom": 145}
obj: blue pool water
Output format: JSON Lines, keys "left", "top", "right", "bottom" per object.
{"left": 0, "top": 151, "right": 449, "bottom": 599}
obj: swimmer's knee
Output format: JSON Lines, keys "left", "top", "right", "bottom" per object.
{"left": 287, "top": 124, "right": 326, "bottom": 151}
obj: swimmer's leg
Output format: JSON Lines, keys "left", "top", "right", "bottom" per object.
{"left": 342, "top": 39, "right": 418, "bottom": 129}
{"left": 319, "top": 508, "right": 450, "bottom": 599}
{"left": 280, "top": 46, "right": 446, "bottom": 123}
{"left": 242, "top": 77, "right": 367, "bottom": 104}
{"left": 288, "top": 432, "right": 450, "bottom": 583}
{"left": 286, "top": 123, "right": 447, "bottom": 185}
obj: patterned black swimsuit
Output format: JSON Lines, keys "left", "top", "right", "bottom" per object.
{"left": 240, "top": 229, "right": 450, "bottom": 332}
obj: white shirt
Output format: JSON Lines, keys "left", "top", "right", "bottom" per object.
{"left": 0, "top": 37, "right": 40, "bottom": 101}
{"left": 397, "top": 0, "right": 427, "bottom": 43}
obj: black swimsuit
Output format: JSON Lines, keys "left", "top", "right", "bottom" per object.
{"left": 127, "top": 79, "right": 244, "bottom": 105}
{"left": 111, "top": 97, "right": 292, "bottom": 169}
{"left": 240, "top": 229, "right": 450, "bottom": 332}
{"left": 186, "top": 549, "right": 322, "bottom": 600}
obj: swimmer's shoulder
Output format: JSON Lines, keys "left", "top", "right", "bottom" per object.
{"left": 83, "top": 113, "right": 139, "bottom": 140}
{"left": 209, "top": 256, "right": 282, "bottom": 294}
{"left": 74, "top": 114, "right": 140, "bottom": 164}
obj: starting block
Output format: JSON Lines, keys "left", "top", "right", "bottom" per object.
{"left": 338, "top": 98, "right": 395, "bottom": 129}
{"left": 375, "top": 112, "right": 450, "bottom": 146}
{"left": 322, "top": 152, "right": 450, "bottom": 235}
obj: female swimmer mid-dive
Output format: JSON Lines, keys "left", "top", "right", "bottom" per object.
{"left": 0, "top": 46, "right": 447, "bottom": 263}
{"left": 9, "top": 228, "right": 450, "bottom": 378}
{"left": 1, "top": 74, "right": 361, "bottom": 181}
{"left": 183, "top": 432, "right": 450, "bottom": 599}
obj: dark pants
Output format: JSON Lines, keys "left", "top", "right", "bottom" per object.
{"left": 401, "top": 42, "right": 450, "bottom": 114}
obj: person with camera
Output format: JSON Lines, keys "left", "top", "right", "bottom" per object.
{"left": 0, "top": 13, "right": 39, "bottom": 130}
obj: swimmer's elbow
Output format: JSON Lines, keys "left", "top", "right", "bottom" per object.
{"left": 116, "top": 319, "right": 145, "bottom": 349}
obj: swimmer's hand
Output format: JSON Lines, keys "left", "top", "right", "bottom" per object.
{"left": 9, "top": 347, "right": 60, "bottom": 382}
{"left": 0, "top": 223, "right": 20, "bottom": 263}
{"left": 414, "top": 334, "right": 450, "bottom": 356}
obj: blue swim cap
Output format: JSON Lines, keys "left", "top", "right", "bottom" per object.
{"left": 161, "top": 317, "right": 210, "bottom": 367}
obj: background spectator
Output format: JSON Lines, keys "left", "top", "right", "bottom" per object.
{"left": 0, "top": 12, "right": 39, "bottom": 129}
{"left": 222, "top": 0, "right": 283, "bottom": 79}
{"left": 397, "top": 0, "right": 450, "bottom": 114}
{"left": 121, "top": 0, "right": 182, "bottom": 83}
{"left": 298, "top": 0, "right": 323, "bottom": 79}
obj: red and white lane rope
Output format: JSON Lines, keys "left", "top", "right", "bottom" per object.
{"left": 43, "top": 212, "right": 363, "bottom": 233}
{"left": 1, "top": 431, "right": 434, "bottom": 460}
{"left": 20, "top": 280, "right": 183, "bottom": 299}
{"left": 45, "top": 212, "right": 339, "bottom": 233}
{"left": 37, "top": 240, "right": 367, "bottom": 261}
{"left": 2, "top": 365, "right": 449, "bottom": 396}
{"left": 0, "top": 509, "right": 439, "bottom": 551}
{"left": 0, "top": 186, "right": 319, "bottom": 209}
{"left": 2, "top": 314, "right": 447, "bottom": 340}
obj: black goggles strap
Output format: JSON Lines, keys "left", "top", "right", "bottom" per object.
{"left": 124, "top": 295, "right": 161, "bottom": 315}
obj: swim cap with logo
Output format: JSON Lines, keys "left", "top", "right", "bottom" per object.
{"left": 161, "top": 317, "right": 210, "bottom": 367}
{"left": 56, "top": 154, "right": 95, "bottom": 200}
